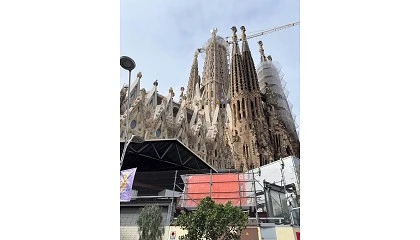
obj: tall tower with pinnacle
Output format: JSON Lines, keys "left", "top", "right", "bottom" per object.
{"left": 186, "top": 50, "right": 200, "bottom": 105}
{"left": 257, "top": 40, "right": 300, "bottom": 158}
{"left": 182, "top": 28, "right": 233, "bottom": 169}
{"left": 199, "top": 28, "right": 232, "bottom": 168}
{"left": 201, "top": 28, "right": 230, "bottom": 118}
{"left": 229, "top": 26, "right": 274, "bottom": 171}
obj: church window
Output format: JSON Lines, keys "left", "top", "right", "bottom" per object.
{"left": 250, "top": 101, "right": 255, "bottom": 118}
{"left": 155, "top": 129, "right": 161, "bottom": 137}
{"left": 232, "top": 104, "right": 236, "bottom": 123}
{"left": 237, "top": 100, "right": 241, "bottom": 120}
{"left": 255, "top": 97, "right": 259, "bottom": 117}
{"left": 242, "top": 98, "right": 246, "bottom": 118}
{"left": 130, "top": 120, "right": 137, "bottom": 129}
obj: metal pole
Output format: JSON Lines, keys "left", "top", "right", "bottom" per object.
{"left": 120, "top": 135, "right": 133, "bottom": 168}
{"left": 209, "top": 169, "right": 212, "bottom": 199}
{"left": 280, "top": 159, "right": 292, "bottom": 224}
{"left": 167, "top": 170, "right": 178, "bottom": 226}
{"left": 124, "top": 70, "right": 132, "bottom": 145}
{"left": 120, "top": 70, "right": 132, "bottom": 168}
{"left": 120, "top": 56, "right": 135, "bottom": 169}
{"left": 238, "top": 172, "right": 242, "bottom": 207}
{"left": 251, "top": 170, "right": 259, "bottom": 224}
{"left": 280, "top": 159, "right": 288, "bottom": 196}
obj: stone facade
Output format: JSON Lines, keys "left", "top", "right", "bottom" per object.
{"left": 120, "top": 26, "right": 300, "bottom": 171}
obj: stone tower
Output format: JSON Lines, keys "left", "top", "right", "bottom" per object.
{"left": 199, "top": 28, "right": 232, "bottom": 168}
{"left": 182, "top": 29, "right": 233, "bottom": 169}
{"left": 201, "top": 28, "right": 230, "bottom": 118}
{"left": 186, "top": 50, "right": 200, "bottom": 106}
{"left": 229, "top": 26, "right": 274, "bottom": 171}
{"left": 257, "top": 41, "right": 300, "bottom": 158}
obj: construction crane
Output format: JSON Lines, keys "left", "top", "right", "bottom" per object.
{"left": 225, "top": 21, "right": 300, "bottom": 44}
{"left": 196, "top": 21, "right": 300, "bottom": 88}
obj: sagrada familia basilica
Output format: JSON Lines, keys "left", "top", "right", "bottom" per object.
{"left": 120, "top": 26, "right": 300, "bottom": 171}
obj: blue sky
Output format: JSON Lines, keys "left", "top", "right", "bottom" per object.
{"left": 120, "top": 0, "right": 300, "bottom": 128}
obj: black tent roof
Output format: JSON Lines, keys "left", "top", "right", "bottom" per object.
{"left": 120, "top": 138, "right": 216, "bottom": 173}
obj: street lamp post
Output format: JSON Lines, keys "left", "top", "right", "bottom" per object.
{"left": 280, "top": 159, "right": 294, "bottom": 225}
{"left": 120, "top": 56, "right": 136, "bottom": 168}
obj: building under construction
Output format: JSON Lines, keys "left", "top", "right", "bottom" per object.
{"left": 120, "top": 139, "right": 300, "bottom": 240}
{"left": 120, "top": 23, "right": 300, "bottom": 172}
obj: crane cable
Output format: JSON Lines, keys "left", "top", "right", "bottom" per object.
{"left": 225, "top": 21, "right": 300, "bottom": 43}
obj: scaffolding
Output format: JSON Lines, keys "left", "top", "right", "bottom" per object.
{"left": 122, "top": 168, "right": 299, "bottom": 227}
{"left": 178, "top": 172, "right": 255, "bottom": 209}
{"left": 177, "top": 171, "right": 299, "bottom": 225}
{"left": 257, "top": 60, "right": 299, "bottom": 140}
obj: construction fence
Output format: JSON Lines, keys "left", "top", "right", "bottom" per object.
{"left": 178, "top": 172, "right": 256, "bottom": 208}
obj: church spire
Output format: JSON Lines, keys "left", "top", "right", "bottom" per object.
{"left": 230, "top": 26, "right": 245, "bottom": 99}
{"left": 231, "top": 26, "right": 240, "bottom": 55}
{"left": 186, "top": 50, "right": 199, "bottom": 103}
{"left": 240, "top": 26, "right": 259, "bottom": 92}
{"left": 200, "top": 28, "right": 230, "bottom": 116}
{"left": 240, "top": 26, "right": 250, "bottom": 53}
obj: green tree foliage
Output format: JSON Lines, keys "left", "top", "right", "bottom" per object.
{"left": 177, "top": 197, "right": 248, "bottom": 240}
{"left": 136, "top": 205, "right": 164, "bottom": 240}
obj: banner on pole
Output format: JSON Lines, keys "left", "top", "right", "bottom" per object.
{"left": 120, "top": 168, "right": 137, "bottom": 202}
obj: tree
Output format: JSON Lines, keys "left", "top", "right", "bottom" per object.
{"left": 136, "top": 205, "right": 164, "bottom": 240}
{"left": 177, "top": 197, "right": 248, "bottom": 240}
